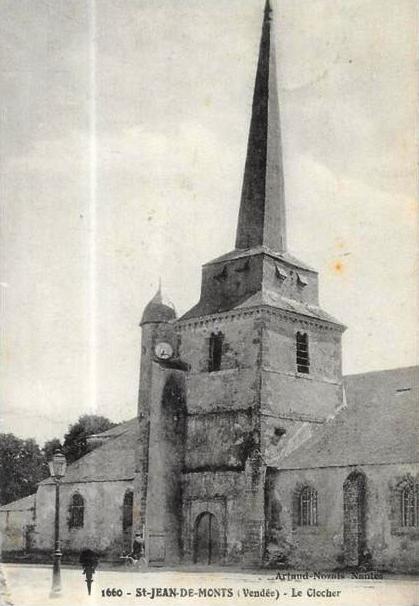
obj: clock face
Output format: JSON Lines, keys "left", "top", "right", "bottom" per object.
{"left": 154, "top": 342, "right": 173, "bottom": 360}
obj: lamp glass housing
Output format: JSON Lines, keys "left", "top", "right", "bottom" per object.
{"left": 48, "top": 451, "right": 67, "bottom": 479}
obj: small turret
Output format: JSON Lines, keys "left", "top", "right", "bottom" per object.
{"left": 140, "top": 287, "right": 176, "bottom": 326}
{"left": 135, "top": 285, "right": 178, "bottom": 545}
{"left": 138, "top": 285, "right": 177, "bottom": 417}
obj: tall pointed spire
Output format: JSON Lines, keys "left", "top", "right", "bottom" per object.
{"left": 235, "top": 0, "right": 287, "bottom": 253}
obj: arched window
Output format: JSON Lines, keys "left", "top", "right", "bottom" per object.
{"left": 208, "top": 332, "right": 223, "bottom": 372}
{"left": 68, "top": 493, "right": 84, "bottom": 529}
{"left": 298, "top": 486, "right": 317, "bottom": 526}
{"left": 122, "top": 490, "right": 134, "bottom": 531}
{"left": 401, "top": 482, "right": 418, "bottom": 527}
{"left": 296, "top": 332, "right": 310, "bottom": 374}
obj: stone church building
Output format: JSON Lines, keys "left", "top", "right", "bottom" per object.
{"left": 1, "top": 1, "right": 418, "bottom": 572}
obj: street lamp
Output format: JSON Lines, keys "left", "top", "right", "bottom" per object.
{"left": 48, "top": 450, "right": 67, "bottom": 599}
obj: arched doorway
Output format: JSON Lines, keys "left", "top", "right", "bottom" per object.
{"left": 343, "top": 471, "right": 367, "bottom": 566}
{"left": 193, "top": 512, "right": 220, "bottom": 565}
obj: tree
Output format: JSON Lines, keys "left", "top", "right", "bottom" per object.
{"left": 0, "top": 434, "right": 48, "bottom": 505}
{"left": 63, "top": 415, "right": 116, "bottom": 464}
{"left": 0, "top": 415, "right": 117, "bottom": 505}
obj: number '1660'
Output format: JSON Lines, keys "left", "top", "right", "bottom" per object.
{"left": 101, "top": 588, "right": 123, "bottom": 597}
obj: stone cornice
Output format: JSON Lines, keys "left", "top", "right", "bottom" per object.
{"left": 271, "top": 460, "right": 419, "bottom": 472}
{"left": 187, "top": 406, "right": 255, "bottom": 418}
{"left": 176, "top": 304, "right": 344, "bottom": 333}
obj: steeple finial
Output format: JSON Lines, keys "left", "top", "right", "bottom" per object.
{"left": 153, "top": 278, "right": 162, "bottom": 304}
{"left": 235, "top": 0, "right": 287, "bottom": 253}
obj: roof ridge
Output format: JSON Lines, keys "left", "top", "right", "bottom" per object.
{"left": 39, "top": 420, "right": 138, "bottom": 485}
{"left": 343, "top": 365, "right": 419, "bottom": 379}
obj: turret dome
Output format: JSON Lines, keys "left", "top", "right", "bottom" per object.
{"left": 140, "top": 287, "right": 176, "bottom": 326}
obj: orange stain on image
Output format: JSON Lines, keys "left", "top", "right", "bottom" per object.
{"left": 332, "top": 260, "right": 344, "bottom": 274}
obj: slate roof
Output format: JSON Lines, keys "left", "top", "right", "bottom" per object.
{"left": 40, "top": 418, "right": 137, "bottom": 485}
{"left": 88, "top": 417, "right": 137, "bottom": 439}
{"left": 0, "top": 493, "right": 35, "bottom": 512}
{"left": 204, "top": 246, "right": 315, "bottom": 272}
{"left": 140, "top": 288, "right": 176, "bottom": 325}
{"left": 236, "top": 288, "right": 343, "bottom": 326}
{"left": 180, "top": 287, "right": 343, "bottom": 326}
{"left": 277, "top": 366, "right": 419, "bottom": 470}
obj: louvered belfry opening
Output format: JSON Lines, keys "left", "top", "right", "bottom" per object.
{"left": 296, "top": 332, "right": 310, "bottom": 374}
{"left": 209, "top": 332, "right": 224, "bottom": 372}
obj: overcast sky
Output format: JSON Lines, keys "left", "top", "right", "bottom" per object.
{"left": 0, "top": 0, "right": 417, "bottom": 445}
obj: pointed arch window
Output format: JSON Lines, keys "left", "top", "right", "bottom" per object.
{"left": 401, "top": 482, "right": 419, "bottom": 527}
{"left": 68, "top": 493, "right": 84, "bottom": 529}
{"left": 122, "top": 490, "right": 134, "bottom": 531}
{"left": 298, "top": 486, "right": 317, "bottom": 526}
{"left": 296, "top": 332, "right": 310, "bottom": 374}
{"left": 209, "top": 332, "right": 224, "bottom": 372}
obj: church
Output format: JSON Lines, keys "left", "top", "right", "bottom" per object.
{"left": 1, "top": 0, "right": 418, "bottom": 573}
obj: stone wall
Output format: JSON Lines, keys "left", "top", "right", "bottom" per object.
{"left": 185, "top": 409, "right": 256, "bottom": 471}
{"left": 199, "top": 255, "right": 265, "bottom": 315}
{"left": 0, "top": 507, "right": 35, "bottom": 553}
{"left": 34, "top": 480, "right": 133, "bottom": 558}
{"left": 181, "top": 460, "right": 267, "bottom": 566}
{"left": 261, "top": 256, "right": 319, "bottom": 305}
{"left": 261, "top": 314, "right": 343, "bottom": 422}
{"left": 144, "top": 366, "right": 186, "bottom": 565}
{"left": 195, "top": 253, "right": 319, "bottom": 318}
{"left": 182, "top": 470, "right": 247, "bottom": 564}
{"left": 267, "top": 464, "right": 419, "bottom": 573}
{"left": 136, "top": 316, "right": 179, "bottom": 541}
{"left": 178, "top": 314, "right": 261, "bottom": 379}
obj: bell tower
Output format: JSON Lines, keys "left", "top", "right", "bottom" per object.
{"left": 176, "top": 0, "right": 345, "bottom": 566}
{"left": 136, "top": 0, "right": 346, "bottom": 568}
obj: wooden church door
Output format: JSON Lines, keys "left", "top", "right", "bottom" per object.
{"left": 343, "top": 472, "right": 367, "bottom": 566}
{"left": 194, "top": 512, "right": 220, "bottom": 565}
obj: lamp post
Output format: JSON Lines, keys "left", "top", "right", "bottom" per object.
{"left": 48, "top": 450, "right": 67, "bottom": 599}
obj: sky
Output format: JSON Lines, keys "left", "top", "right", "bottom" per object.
{"left": 0, "top": 0, "right": 417, "bottom": 445}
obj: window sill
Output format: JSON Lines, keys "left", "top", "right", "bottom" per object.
{"left": 295, "top": 371, "right": 313, "bottom": 380}
{"left": 391, "top": 527, "right": 419, "bottom": 538}
{"left": 205, "top": 368, "right": 239, "bottom": 376}
{"left": 293, "top": 526, "right": 321, "bottom": 534}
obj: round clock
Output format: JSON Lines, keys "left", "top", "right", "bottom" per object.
{"left": 154, "top": 342, "right": 173, "bottom": 360}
